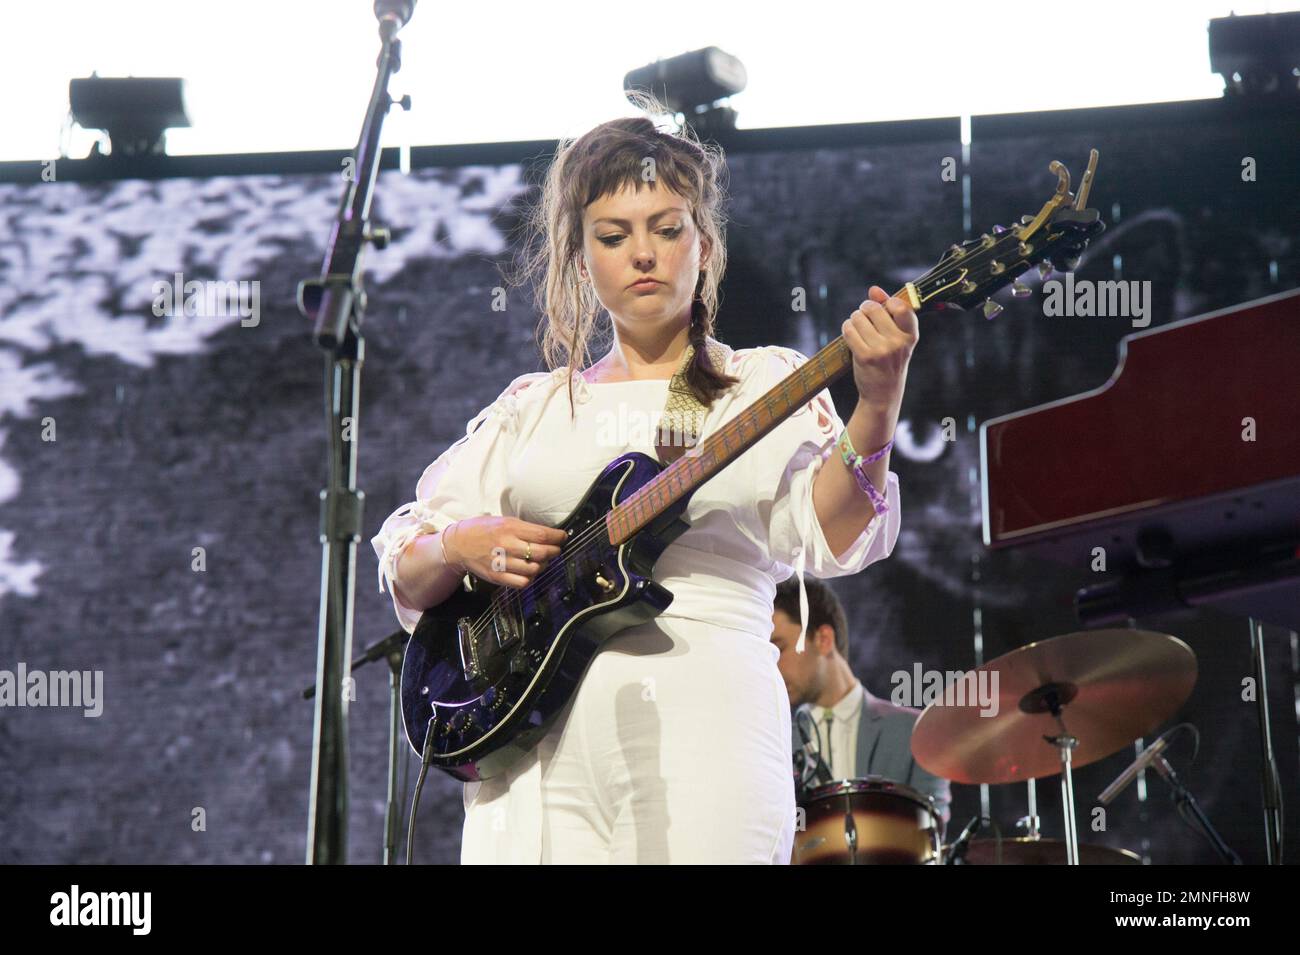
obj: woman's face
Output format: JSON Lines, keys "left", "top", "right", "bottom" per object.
{"left": 580, "top": 182, "right": 709, "bottom": 337}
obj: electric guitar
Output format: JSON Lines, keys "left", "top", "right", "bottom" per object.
{"left": 402, "top": 152, "right": 1105, "bottom": 780}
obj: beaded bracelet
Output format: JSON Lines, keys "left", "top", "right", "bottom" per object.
{"left": 836, "top": 430, "right": 893, "bottom": 516}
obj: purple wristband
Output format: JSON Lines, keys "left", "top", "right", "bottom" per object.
{"left": 837, "top": 431, "right": 893, "bottom": 516}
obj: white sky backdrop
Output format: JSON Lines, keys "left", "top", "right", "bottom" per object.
{"left": 0, "top": 0, "right": 1295, "bottom": 162}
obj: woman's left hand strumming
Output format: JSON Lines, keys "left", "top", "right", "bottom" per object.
{"left": 841, "top": 285, "right": 919, "bottom": 413}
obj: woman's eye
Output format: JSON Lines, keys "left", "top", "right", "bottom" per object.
{"left": 597, "top": 226, "right": 681, "bottom": 247}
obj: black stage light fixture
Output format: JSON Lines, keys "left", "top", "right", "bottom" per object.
{"left": 624, "top": 47, "right": 747, "bottom": 139}
{"left": 69, "top": 76, "right": 191, "bottom": 157}
{"left": 1209, "top": 12, "right": 1300, "bottom": 97}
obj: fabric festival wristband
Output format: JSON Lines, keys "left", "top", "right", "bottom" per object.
{"left": 836, "top": 430, "right": 893, "bottom": 516}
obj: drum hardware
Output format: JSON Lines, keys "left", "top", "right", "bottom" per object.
{"left": 912, "top": 629, "right": 1198, "bottom": 864}
{"left": 951, "top": 837, "right": 1142, "bottom": 866}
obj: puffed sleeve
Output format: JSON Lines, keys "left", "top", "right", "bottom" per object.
{"left": 370, "top": 371, "right": 550, "bottom": 633}
{"left": 747, "top": 345, "right": 901, "bottom": 652}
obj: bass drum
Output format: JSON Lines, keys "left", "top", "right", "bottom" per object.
{"left": 794, "top": 777, "right": 942, "bottom": 865}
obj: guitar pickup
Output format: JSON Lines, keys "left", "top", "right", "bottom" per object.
{"left": 492, "top": 610, "right": 522, "bottom": 651}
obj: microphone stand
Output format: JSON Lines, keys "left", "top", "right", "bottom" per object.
{"left": 297, "top": 1, "right": 414, "bottom": 865}
{"left": 1153, "top": 756, "right": 1242, "bottom": 865}
{"left": 302, "top": 629, "right": 410, "bottom": 864}
{"left": 1248, "top": 618, "right": 1284, "bottom": 864}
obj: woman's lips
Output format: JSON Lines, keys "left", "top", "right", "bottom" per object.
{"left": 628, "top": 279, "right": 663, "bottom": 291}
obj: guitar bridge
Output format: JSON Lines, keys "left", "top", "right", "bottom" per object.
{"left": 457, "top": 608, "right": 524, "bottom": 683}
{"left": 457, "top": 615, "right": 482, "bottom": 682}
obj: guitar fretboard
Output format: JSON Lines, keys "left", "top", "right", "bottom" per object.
{"left": 604, "top": 336, "right": 855, "bottom": 545}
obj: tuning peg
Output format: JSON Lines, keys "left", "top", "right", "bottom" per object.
{"left": 982, "top": 299, "right": 1004, "bottom": 320}
{"left": 1061, "top": 256, "right": 1081, "bottom": 272}
{"left": 991, "top": 224, "right": 1007, "bottom": 235}
{"left": 1037, "top": 262, "right": 1053, "bottom": 280}
{"left": 1011, "top": 281, "right": 1032, "bottom": 298}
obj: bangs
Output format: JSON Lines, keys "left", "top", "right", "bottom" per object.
{"left": 580, "top": 146, "right": 698, "bottom": 211}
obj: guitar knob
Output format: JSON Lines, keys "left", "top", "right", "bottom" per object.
{"left": 482, "top": 686, "right": 497, "bottom": 707}
{"left": 982, "top": 299, "right": 1004, "bottom": 320}
{"left": 450, "top": 710, "right": 469, "bottom": 732}
{"left": 1011, "top": 281, "right": 1032, "bottom": 298}
{"left": 1037, "top": 262, "right": 1053, "bottom": 280}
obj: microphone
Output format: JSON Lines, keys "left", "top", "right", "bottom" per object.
{"left": 794, "top": 707, "right": 833, "bottom": 787}
{"left": 374, "top": 0, "right": 416, "bottom": 28}
{"left": 944, "top": 816, "right": 983, "bottom": 865}
{"left": 1097, "top": 735, "right": 1170, "bottom": 806}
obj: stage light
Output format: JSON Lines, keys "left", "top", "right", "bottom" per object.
{"left": 624, "top": 47, "right": 747, "bottom": 138}
{"left": 69, "top": 76, "right": 192, "bottom": 158}
{"left": 1209, "top": 12, "right": 1300, "bottom": 97}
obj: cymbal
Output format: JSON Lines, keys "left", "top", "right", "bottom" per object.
{"left": 949, "top": 837, "right": 1142, "bottom": 866}
{"left": 911, "top": 629, "right": 1196, "bottom": 784}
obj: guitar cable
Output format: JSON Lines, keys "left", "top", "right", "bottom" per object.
{"left": 406, "top": 718, "right": 438, "bottom": 865}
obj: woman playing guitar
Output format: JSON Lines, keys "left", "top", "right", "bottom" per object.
{"left": 372, "top": 93, "right": 917, "bottom": 863}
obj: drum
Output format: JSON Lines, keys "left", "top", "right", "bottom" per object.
{"left": 793, "top": 777, "right": 942, "bottom": 865}
{"left": 947, "top": 837, "right": 1143, "bottom": 865}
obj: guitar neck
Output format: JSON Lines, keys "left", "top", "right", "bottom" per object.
{"left": 597, "top": 150, "right": 1107, "bottom": 547}
{"left": 605, "top": 335, "right": 856, "bottom": 546}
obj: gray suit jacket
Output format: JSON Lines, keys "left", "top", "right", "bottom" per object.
{"left": 793, "top": 687, "right": 952, "bottom": 828}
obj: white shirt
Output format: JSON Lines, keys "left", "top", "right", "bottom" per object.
{"left": 372, "top": 339, "right": 901, "bottom": 650}
{"left": 809, "top": 680, "right": 865, "bottom": 780}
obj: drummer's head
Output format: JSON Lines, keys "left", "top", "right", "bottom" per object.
{"left": 770, "top": 578, "right": 850, "bottom": 707}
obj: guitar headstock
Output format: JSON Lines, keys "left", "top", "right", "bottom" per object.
{"left": 907, "top": 150, "right": 1105, "bottom": 319}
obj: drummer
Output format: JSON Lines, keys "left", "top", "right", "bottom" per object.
{"left": 771, "top": 577, "right": 951, "bottom": 828}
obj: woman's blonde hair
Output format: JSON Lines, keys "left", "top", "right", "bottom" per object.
{"left": 510, "top": 89, "right": 740, "bottom": 418}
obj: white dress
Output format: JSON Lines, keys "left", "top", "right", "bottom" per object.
{"left": 370, "top": 340, "right": 901, "bottom": 863}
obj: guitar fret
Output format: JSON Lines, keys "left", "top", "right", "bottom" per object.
{"left": 606, "top": 336, "right": 860, "bottom": 543}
